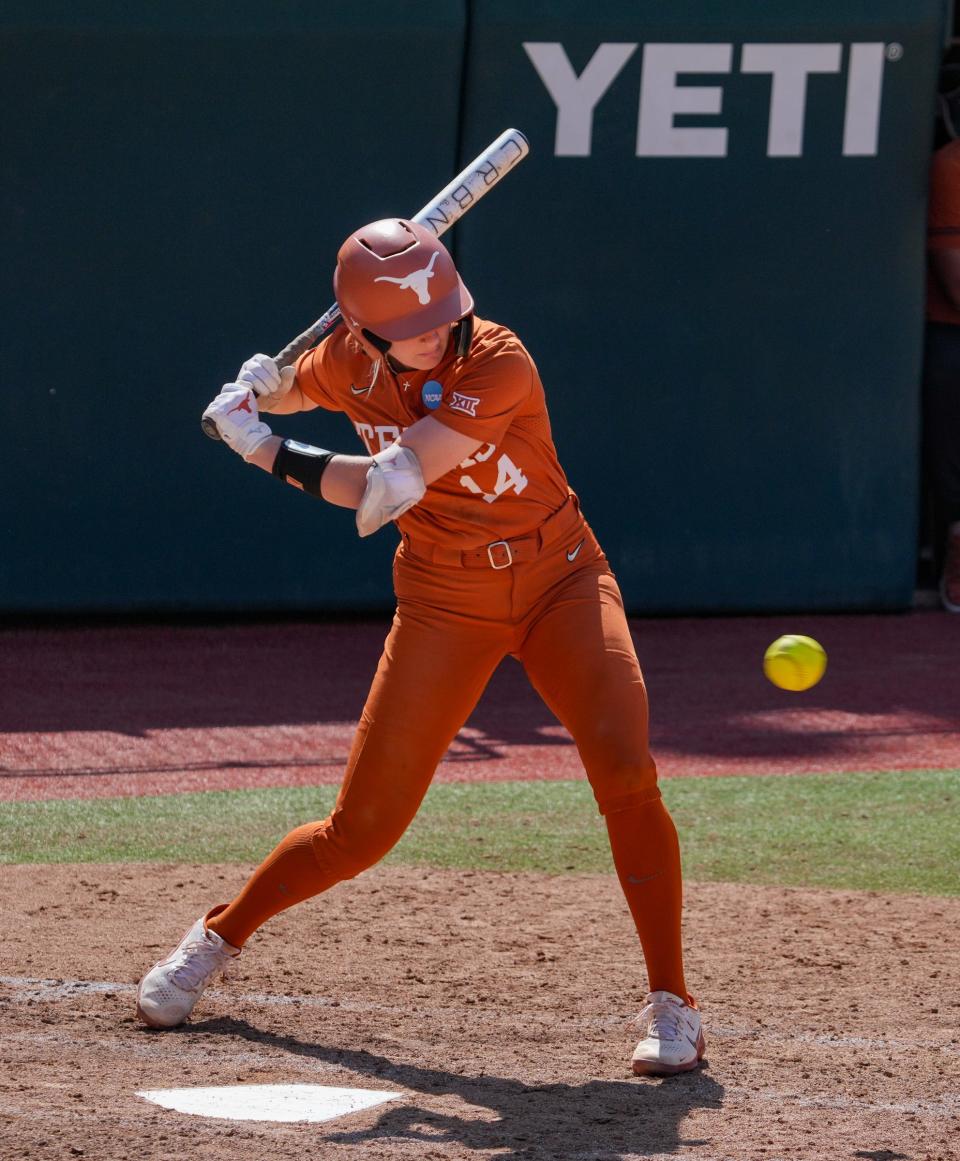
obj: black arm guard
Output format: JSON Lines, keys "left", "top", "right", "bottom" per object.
{"left": 272, "top": 439, "right": 335, "bottom": 498}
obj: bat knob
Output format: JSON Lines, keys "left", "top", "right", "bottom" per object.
{"left": 201, "top": 415, "right": 223, "bottom": 441}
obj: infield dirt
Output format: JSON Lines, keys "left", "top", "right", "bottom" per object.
{"left": 1, "top": 863, "right": 957, "bottom": 1161}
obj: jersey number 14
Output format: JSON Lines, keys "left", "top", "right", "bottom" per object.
{"left": 458, "top": 443, "right": 528, "bottom": 503}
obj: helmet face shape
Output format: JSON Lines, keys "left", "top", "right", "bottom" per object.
{"left": 334, "top": 219, "right": 473, "bottom": 345}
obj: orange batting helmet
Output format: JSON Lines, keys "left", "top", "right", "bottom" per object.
{"left": 334, "top": 219, "right": 474, "bottom": 356}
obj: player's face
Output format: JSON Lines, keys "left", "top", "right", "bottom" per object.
{"left": 389, "top": 323, "right": 452, "bottom": 371}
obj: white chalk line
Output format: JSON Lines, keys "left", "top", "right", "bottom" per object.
{"left": 7, "top": 974, "right": 954, "bottom": 1140}
{"left": 2, "top": 1007, "right": 958, "bottom": 1126}
{"left": 2, "top": 974, "right": 959, "bottom": 1066}
{"left": 0, "top": 976, "right": 130, "bottom": 1000}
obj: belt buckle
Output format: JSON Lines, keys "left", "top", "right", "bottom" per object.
{"left": 486, "top": 540, "right": 513, "bottom": 569}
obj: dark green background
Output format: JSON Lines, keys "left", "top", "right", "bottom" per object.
{"left": 1, "top": 2, "right": 948, "bottom": 612}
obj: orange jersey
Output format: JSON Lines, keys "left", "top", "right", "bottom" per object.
{"left": 927, "top": 139, "right": 960, "bottom": 326}
{"left": 295, "top": 317, "right": 573, "bottom": 547}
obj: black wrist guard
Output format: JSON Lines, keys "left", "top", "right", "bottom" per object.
{"left": 272, "top": 439, "right": 335, "bottom": 498}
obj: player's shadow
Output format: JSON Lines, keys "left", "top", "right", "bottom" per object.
{"left": 188, "top": 1016, "right": 724, "bottom": 1159}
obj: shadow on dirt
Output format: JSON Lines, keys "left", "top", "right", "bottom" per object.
{"left": 188, "top": 1016, "right": 724, "bottom": 1159}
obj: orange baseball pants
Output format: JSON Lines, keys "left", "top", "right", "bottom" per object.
{"left": 208, "top": 502, "right": 689, "bottom": 999}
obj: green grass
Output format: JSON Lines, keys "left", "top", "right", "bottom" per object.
{"left": 1, "top": 769, "right": 957, "bottom": 895}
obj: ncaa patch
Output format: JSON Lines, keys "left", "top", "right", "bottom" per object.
{"left": 449, "top": 392, "right": 480, "bottom": 417}
{"left": 421, "top": 380, "right": 443, "bottom": 410}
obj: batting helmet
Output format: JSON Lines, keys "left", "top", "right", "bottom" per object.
{"left": 333, "top": 219, "right": 474, "bottom": 356}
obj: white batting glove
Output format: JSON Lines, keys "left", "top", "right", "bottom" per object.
{"left": 236, "top": 353, "right": 296, "bottom": 410}
{"left": 202, "top": 383, "right": 274, "bottom": 460}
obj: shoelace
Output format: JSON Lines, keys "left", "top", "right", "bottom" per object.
{"left": 639, "top": 1003, "right": 682, "bottom": 1041}
{"left": 170, "top": 936, "right": 229, "bottom": 992}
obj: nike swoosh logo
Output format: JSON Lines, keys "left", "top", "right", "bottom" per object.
{"left": 350, "top": 383, "right": 372, "bottom": 395}
{"left": 626, "top": 871, "right": 662, "bottom": 886}
{"left": 566, "top": 539, "right": 585, "bottom": 562}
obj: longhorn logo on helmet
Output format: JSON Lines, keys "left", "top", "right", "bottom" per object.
{"left": 374, "top": 252, "right": 440, "bottom": 304}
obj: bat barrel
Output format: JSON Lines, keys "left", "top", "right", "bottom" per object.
{"left": 413, "top": 129, "right": 529, "bottom": 239}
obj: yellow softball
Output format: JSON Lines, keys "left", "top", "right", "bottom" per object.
{"left": 763, "top": 634, "right": 827, "bottom": 692}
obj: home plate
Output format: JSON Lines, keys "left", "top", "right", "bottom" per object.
{"left": 136, "top": 1083, "right": 402, "bottom": 1122}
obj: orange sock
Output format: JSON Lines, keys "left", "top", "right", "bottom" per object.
{"left": 603, "top": 795, "right": 688, "bottom": 1000}
{"left": 206, "top": 821, "right": 334, "bottom": 949}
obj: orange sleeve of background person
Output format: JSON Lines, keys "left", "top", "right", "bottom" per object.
{"left": 927, "top": 138, "right": 960, "bottom": 325}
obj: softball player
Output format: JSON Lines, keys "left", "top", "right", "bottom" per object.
{"left": 137, "top": 219, "right": 705, "bottom": 1076}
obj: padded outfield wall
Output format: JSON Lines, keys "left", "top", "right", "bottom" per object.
{"left": 0, "top": 1, "right": 948, "bottom": 613}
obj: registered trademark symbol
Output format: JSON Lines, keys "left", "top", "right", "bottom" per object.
{"left": 886, "top": 43, "right": 903, "bottom": 62}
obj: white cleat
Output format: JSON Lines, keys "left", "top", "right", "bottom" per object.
{"left": 136, "top": 915, "right": 240, "bottom": 1029}
{"left": 631, "top": 990, "right": 705, "bottom": 1076}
